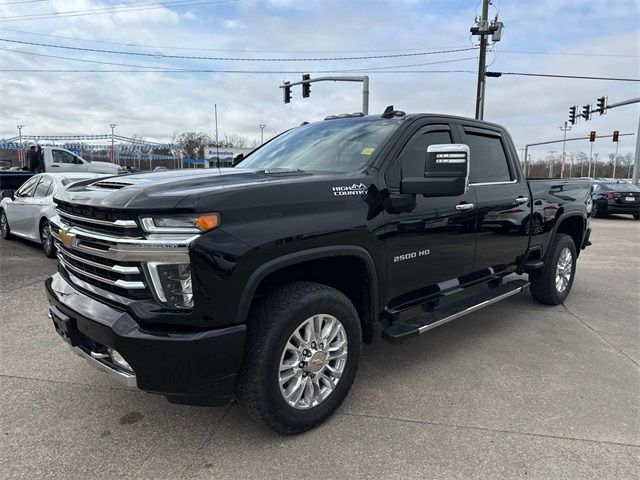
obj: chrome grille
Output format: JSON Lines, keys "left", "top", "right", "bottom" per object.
{"left": 51, "top": 223, "right": 151, "bottom": 300}
{"left": 56, "top": 202, "right": 142, "bottom": 237}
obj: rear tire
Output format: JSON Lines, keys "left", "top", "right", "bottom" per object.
{"left": 529, "top": 233, "right": 577, "bottom": 305}
{"left": 633, "top": 212, "right": 640, "bottom": 220}
{"left": 238, "top": 281, "right": 362, "bottom": 435}
{"left": 591, "top": 202, "right": 602, "bottom": 218}
{"left": 0, "top": 210, "right": 12, "bottom": 240}
{"left": 40, "top": 219, "right": 56, "bottom": 258}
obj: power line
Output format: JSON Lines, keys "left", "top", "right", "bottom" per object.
{"left": 2, "top": 0, "right": 50, "bottom": 4}
{"left": 0, "top": 45, "right": 478, "bottom": 72}
{"left": 0, "top": 0, "right": 238, "bottom": 22}
{"left": 0, "top": 28, "right": 473, "bottom": 54}
{"left": 499, "top": 49, "right": 639, "bottom": 58}
{"left": 488, "top": 71, "right": 640, "bottom": 82}
{"left": 0, "top": 38, "right": 479, "bottom": 61}
{"left": 0, "top": 68, "right": 477, "bottom": 74}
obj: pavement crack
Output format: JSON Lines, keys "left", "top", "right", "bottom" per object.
{"left": 562, "top": 303, "right": 639, "bottom": 368}
{"left": 178, "top": 402, "right": 232, "bottom": 479}
{"left": 341, "top": 411, "right": 640, "bottom": 448}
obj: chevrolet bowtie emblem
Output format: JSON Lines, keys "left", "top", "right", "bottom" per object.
{"left": 59, "top": 228, "right": 76, "bottom": 248}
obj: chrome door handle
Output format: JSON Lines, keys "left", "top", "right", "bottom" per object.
{"left": 515, "top": 197, "right": 529, "bottom": 204}
{"left": 455, "top": 203, "right": 475, "bottom": 211}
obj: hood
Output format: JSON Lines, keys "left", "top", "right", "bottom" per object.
{"left": 54, "top": 167, "right": 315, "bottom": 211}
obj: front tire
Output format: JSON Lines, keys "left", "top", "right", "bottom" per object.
{"left": 238, "top": 281, "right": 362, "bottom": 434}
{"left": 529, "top": 233, "right": 577, "bottom": 305}
{"left": 633, "top": 212, "right": 640, "bottom": 220}
{"left": 0, "top": 210, "right": 12, "bottom": 240}
{"left": 40, "top": 220, "right": 56, "bottom": 258}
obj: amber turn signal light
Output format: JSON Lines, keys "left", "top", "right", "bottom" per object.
{"left": 195, "top": 213, "right": 220, "bottom": 232}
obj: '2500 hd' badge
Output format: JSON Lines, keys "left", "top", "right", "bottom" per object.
{"left": 332, "top": 183, "right": 367, "bottom": 197}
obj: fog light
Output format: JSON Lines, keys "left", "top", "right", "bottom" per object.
{"left": 108, "top": 348, "right": 133, "bottom": 372}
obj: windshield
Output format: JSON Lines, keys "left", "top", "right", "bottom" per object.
{"left": 239, "top": 118, "right": 400, "bottom": 173}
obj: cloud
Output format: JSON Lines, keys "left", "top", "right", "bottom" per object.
{"left": 0, "top": 0, "right": 637, "bottom": 163}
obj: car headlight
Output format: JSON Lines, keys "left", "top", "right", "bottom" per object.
{"left": 140, "top": 213, "right": 220, "bottom": 233}
{"left": 146, "top": 262, "right": 193, "bottom": 309}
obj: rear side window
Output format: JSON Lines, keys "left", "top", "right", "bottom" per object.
{"left": 33, "top": 176, "right": 53, "bottom": 197}
{"left": 463, "top": 131, "right": 512, "bottom": 183}
{"left": 16, "top": 176, "right": 39, "bottom": 197}
{"left": 399, "top": 129, "right": 453, "bottom": 179}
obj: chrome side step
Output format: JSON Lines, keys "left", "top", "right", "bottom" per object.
{"left": 382, "top": 279, "right": 529, "bottom": 343}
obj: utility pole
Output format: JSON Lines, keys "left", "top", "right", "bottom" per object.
{"left": 109, "top": 123, "right": 117, "bottom": 164}
{"left": 634, "top": 114, "right": 640, "bottom": 184}
{"left": 588, "top": 140, "right": 594, "bottom": 177}
{"left": 559, "top": 122, "right": 571, "bottom": 177}
{"left": 474, "top": 0, "right": 490, "bottom": 120}
{"left": 593, "top": 153, "right": 599, "bottom": 178}
{"left": 612, "top": 136, "right": 620, "bottom": 179}
{"left": 259, "top": 124, "right": 266, "bottom": 145}
{"left": 470, "top": 1, "right": 503, "bottom": 120}
{"left": 17, "top": 124, "right": 24, "bottom": 167}
{"left": 214, "top": 104, "right": 220, "bottom": 170}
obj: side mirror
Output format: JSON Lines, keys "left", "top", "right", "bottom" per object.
{"left": 1, "top": 190, "right": 15, "bottom": 200}
{"left": 400, "top": 144, "right": 469, "bottom": 197}
{"left": 232, "top": 153, "right": 244, "bottom": 166}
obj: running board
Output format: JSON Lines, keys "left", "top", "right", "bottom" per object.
{"left": 382, "top": 279, "right": 530, "bottom": 343}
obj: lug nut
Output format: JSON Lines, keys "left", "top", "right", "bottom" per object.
{"left": 299, "top": 361, "right": 306, "bottom": 368}
{"left": 319, "top": 343, "right": 324, "bottom": 349}
{"left": 303, "top": 349, "right": 310, "bottom": 357}
{"left": 311, "top": 342, "right": 317, "bottom": 348}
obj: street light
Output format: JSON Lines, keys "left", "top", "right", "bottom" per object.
{"left": 559, "top": 122, "right": 571, "bottom": 178}
{"left": 110, "top": 123, "right": 117, "bottom": 164}
{"left": 259, "top": 124, "right": 266, "bottom": 145}
{"left": 17, "top": 125, "right": 25, "bottom": 167}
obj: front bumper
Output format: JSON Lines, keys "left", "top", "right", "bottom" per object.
{"left": 46, "top": 273, "right": 246, "bottom": 406}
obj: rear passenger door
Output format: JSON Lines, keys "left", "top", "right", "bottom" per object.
{"left": 457, "top": 124, "right": 530, "bottom": 272}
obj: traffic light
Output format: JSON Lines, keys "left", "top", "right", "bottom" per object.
{"left": 596, "top": 96, "right": 607, "bottom": 115}
{"left": 589, "top": 131, "right": 596, "bottom": 142}
{"left": 569, "top": 106, "right": 577, "bottom": 125}
{"left": 283, "top": 81, "right": 291, "bottom": 104}
{"left": 612, "top": 130, "right": 619, "bottom": 142}
{"left": 582, "top": 104, "right": 591, "bottom": 120}
{"left": 302, "top": 73, "right": 311, "bottom": 98}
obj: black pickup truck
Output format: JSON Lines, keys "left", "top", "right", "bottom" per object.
{"left": 45, "top": 110, "right": 592, "bottom": 434}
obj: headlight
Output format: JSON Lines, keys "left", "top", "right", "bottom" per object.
{"left": 146, "top": 262, "right": 193, "bottom": 309}
{"left": 140, "top": 213, "right": 220, "bottom": 233}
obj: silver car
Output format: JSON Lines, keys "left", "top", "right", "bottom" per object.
{"left": 0, "top": 173, "right": 107, "bottom": 257}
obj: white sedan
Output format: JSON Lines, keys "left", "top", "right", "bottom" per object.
{"left": 0, "top": 173, "right": 107, "bottom": 257}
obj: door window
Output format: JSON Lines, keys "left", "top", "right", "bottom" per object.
{"left": 400, "top": 129, "right": 453, "bottom": 178}
{"left": 387, "top": 126, "right": 453, "bottom": 188}
{"left": 33, "top": 176, "right": 53, "bottom": 197}
{"left": 16, "top": 176, "right": 39, "bottom": 197}
{"left": 463, "top": 132, "right": 512, "bottom": 184}
{"left": 52, "top": 150, "right": 75, "bottom": 164}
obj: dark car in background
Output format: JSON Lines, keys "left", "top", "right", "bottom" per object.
{"left": 591, "top": 180, "right": 640, "bottom": 219}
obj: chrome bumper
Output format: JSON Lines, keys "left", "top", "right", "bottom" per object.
{"left": 70, "top": 345, "right": 137, "bottom": 388}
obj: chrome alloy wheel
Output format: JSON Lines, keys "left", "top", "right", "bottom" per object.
{"left": 278, "top": 314, "right": 348, "bottom": 410}
{"left": 555, "top": 247, "right": 573, "bottom": 293}
{"left": 41, "top": 222, "right": 52, "bottom": 251}
{"left": 0, "top": 212, "right": 7, "bottom": 236}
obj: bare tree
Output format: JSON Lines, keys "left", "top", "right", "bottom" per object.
{"left": 176, "top": 132, "right": 211, "bottom": 158}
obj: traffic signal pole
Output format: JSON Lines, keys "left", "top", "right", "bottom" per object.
{"left": 280, "top": 75, "right": 370, "bottom": 115}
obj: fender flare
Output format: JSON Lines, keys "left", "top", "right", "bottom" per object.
{"left": 236, "top": 245, "right": 379, "bottom": 325}
{"left": 545, "top": 212, "right": 587, "bottom": 258}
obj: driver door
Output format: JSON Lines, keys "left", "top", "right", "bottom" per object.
{"left": 382, "top": 122, "right": 477, "bottom": 307}
{"left": 6, "top": 175, "right": 41, "bottom": 238}
{"left": 51, "top": 149, "right": 87, "bottom": 172}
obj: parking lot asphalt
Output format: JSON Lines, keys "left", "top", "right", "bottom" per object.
{"left": 1, "top": 216, "right": 638, "bottom": 480}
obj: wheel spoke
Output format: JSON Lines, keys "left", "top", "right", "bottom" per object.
{"left": 278, "top": 313, "right": 349, "bottom": 410}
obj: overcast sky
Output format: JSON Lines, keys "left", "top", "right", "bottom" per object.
{"left": 0, "top": 0, "right": 638, "bottom": 160}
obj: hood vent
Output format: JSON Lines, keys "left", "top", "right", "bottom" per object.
{"left": 92, "top": 180, "right": 133, "bottom": 190}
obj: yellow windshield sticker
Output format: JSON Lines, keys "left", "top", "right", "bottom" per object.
{"left": 361, "top": 147, "right": 375, "bottom": 155}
